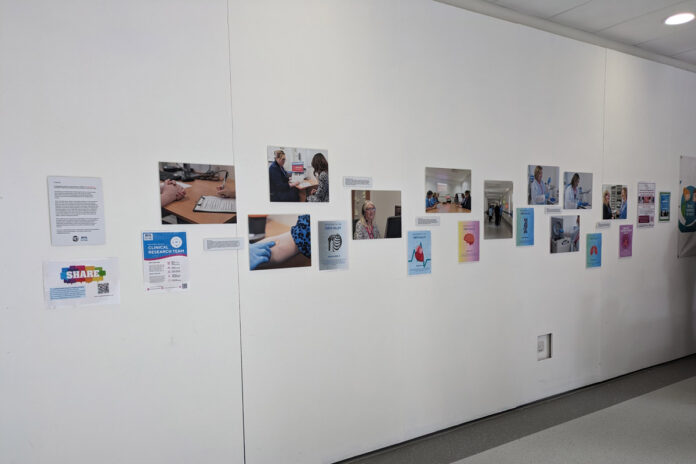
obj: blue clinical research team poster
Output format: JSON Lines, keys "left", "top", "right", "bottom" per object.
{"left": 586, "top": 233, "right": 602, "bottom": 268}
{"left": 516, "top": 208, "right": 534, "bottom": 246}
{"left": 407, "top": 230, "right": 432, "bottom": 275}
{"left": 318, "top": 220, "right": 348, "bottom": 271}
{"left": 142, "top": 231, "right": 189, "bottom": 292}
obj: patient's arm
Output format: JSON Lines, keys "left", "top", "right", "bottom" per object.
{"left": 258, "top": 232, "right": 299, "bottom": 264}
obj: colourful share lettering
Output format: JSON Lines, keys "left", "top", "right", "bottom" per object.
{"left": 60, "top": 265, "right": 106, "bottom": 284}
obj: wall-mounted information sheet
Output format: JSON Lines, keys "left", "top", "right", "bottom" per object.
{"left": 142, "top": 231, "right": 189, "bottom": 292}
{"left": 47, "top": 176, "right": 105, "bottom": 246}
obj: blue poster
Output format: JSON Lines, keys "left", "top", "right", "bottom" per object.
{"left": 659, "top": 191, "right": 671, "bottom": 222}
{"left": 407, "top": 230, "right": 431, "bottom": 275}
{"left": 516, "top": 208, "right": 534, "bottom": 246}
{"left": 586, "top": 233, "right": 602, "bottom": 268}
{"left": 318, "top": 220, "right": 348, "bottom": 271}
{"left": 142, "top": 231, "right": 189, "bottom": 292}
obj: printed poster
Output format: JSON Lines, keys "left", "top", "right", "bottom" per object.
{"left": 407, "top": 230, "right": 431, "bottom": 275}
{"left": 586, "top": 233, "right": 602, "bottom": 268}
{"left": 458, "top": 221, "right": 480, "bottom": 263}
{"left": 43, "top": 258, "right": 120, "bottom": 308}
{"left": 318, "top": 220, "right": 348, "bottom": 271}
{"left": 516, "top": 208, "right": 534, "bottom": 246}
{"left": 619, "top": 225, "right": 633, "bottom": 258}
{"left": 142, "top": 231, "right": 189, "bottom": 292}
{"left": 637, "top": 182, "right": 656, "bottom": 228}
{"left": 659, "top": 192, "right": 671, "bottom": 222}
{"left": 679, "top": 156, "right": 696, "bottom": 257}
{"left": 47, "top": 176, "right": 105, "bottom": 246}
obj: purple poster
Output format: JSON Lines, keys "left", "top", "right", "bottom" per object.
{"left": 619, "top": 224, "right": 633, "bottom": 258}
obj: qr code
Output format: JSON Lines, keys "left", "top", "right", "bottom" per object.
{"left": 97, "top": 283, "right": 110, "bottom": 294}
{"left": 181, "top": 283, "right": 188, "bottom": 289}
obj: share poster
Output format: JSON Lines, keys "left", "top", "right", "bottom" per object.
{"left": 407, "top": 230, "right": 431, "bottom": 275}
{"left": 142, "top": 231, "right": 189, "bottom": 292}
{"left": 43, "top": 258, "right": 120, "bottom": 308}
{"left": 516, "top": 208, "right": 534, "bottom": 246}
{"left": 619, "top": 225, "right": 633, "bottom": 258}
{"left": 586, "top": 233, "right": 602, "bottom": 268}
{"left": 458, "top": 221, "right": 480, "bottom": 263}
{"left": 679, "top": 156, "right": 696, "bottom": 257}
{"left": 659, "top": 192, "right": 671, "bottom": 222}
{"left": 637, "top": 182, "right": 656, "bottom": 228}
{"left": 318, "top": 220, "right": 348, "bottom": 271}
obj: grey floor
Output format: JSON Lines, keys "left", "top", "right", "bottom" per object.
{"left": 339, "top": 355, "right": 696, "bottom": 464}
{"left": 483, "top": 217, "right": 512, "bottom": 240}
{"left": 455, "top": 376, "right": 696, "bottom": 464}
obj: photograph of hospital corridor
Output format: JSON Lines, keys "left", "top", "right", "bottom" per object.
{"left": 484, "top": 180, "right": 513, "bottom": 239}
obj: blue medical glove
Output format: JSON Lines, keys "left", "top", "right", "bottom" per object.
{"left": 249, "top": 241, "right": 275, "bottom": 270}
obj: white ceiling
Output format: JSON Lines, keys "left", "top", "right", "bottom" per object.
{"left": 438, "top": 0, "right": 696, "bottom": 69}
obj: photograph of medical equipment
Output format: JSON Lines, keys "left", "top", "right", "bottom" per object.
{"left": 550, "top": 215, "right": 580, "bottom": 254}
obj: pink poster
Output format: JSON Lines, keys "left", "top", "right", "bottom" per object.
{"left": 458, "top": 221, "right": 480, "bottom": 262}
{"left": 619, "top": 224, "right": 633, "bottom": 258}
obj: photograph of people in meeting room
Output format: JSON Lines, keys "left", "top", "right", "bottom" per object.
{"left": 424, "top": 167, "right": 472, "bottom": 213}
{"left": 527, "top": 165, "right": 559, "bottom": 205}
{"left": 602, "top": 184, "right": 628, "bottom": 220}
{"left": 550, "top": 215, "right": 580, "bottom": 253}
{"left": 351, "top": 190, "right": 402, "bottom": 239}
{"left": 267, "top": 146, "right": 329, "bottom": 202}
{"left": 158, "top": 162, "right": 236, "bottom": 224}
{"left": 563, "top": 172, "right": 593, "bottom": 209}
{"left": 248, "top": 214, "right": 311, "bottom": 270}
{"left": 484, "top": 180, "right": 513, "bottom": 239}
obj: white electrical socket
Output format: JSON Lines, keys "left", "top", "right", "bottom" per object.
{"left": 537, "top": 334, "right": 552, "bottom": 361}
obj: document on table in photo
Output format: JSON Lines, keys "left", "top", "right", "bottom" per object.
{"left": 193, "top": 195, "right": 236, "bottom": 213}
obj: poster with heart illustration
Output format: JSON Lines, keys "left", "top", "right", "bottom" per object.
{"left": 407, "top": 230, "right": 431, "bottom": 276}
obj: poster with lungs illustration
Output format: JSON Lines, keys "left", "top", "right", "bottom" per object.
{"left": 586, "top": 233, "right": 602, "bottom": 268}
{"left": 458, "top": 221, "right": 480, "bottom": 263}
{"left": 407, "top": 231, "right": 432, "bottom": 275}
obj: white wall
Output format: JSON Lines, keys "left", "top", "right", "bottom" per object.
{"left": 0, "top": 1, "right": 245, "bottom": 463}
{"left": 228, "top": 1, "right": 695, "bottom": 463}
{"left": 2, "top": 1, "right": 696, "bottom": 464}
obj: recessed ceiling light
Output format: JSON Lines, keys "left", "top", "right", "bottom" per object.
{"left": 664, "top": 13, "right": 695, "bottom": 25}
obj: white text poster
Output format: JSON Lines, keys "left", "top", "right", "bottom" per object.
{"left": 318, "top": 221, "right": 348, "bottom": 271}
{"left": 637, "top": 182, "right": 656, "bottom": 228}
{"left": 47, "top": 176, "right": 106, "bottom": 246}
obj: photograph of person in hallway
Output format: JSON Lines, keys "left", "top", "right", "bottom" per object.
{"left": 484, "top": 180, "right": 513, "bottom": 239}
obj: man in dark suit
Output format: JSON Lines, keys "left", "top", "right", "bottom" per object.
{"left": 269, "top": 149, "right": 299, "bottom": 202}
{"left": 461, "top": 190, "right": 471, "bottom": 210}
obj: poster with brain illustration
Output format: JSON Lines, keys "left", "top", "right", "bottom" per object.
{"left": 458, "top": 221, "right": 480, "bottom": 263}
